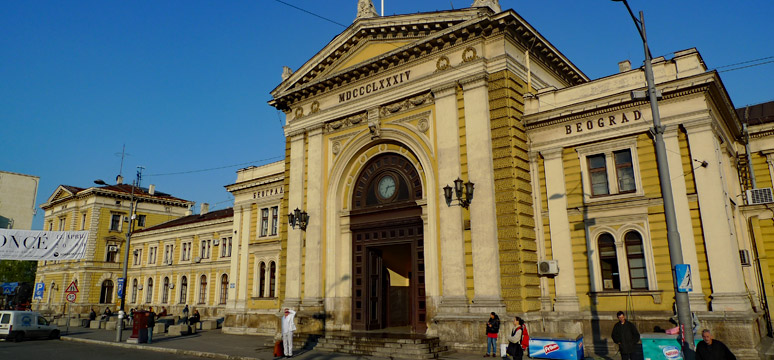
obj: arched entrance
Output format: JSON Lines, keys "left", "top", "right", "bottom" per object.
{"left": 350, "top": 153, "right": 426, "bottom": 333}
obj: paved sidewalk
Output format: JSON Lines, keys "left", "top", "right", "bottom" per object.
{"left": 59, "top": 327, "right": 487, "bottom": 360}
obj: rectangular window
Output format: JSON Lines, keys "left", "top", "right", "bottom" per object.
{"left": 58, "top": 217, "right": 66, "bottom": 230}
{"left": 588, "top": 154, "right": 609, "bottom": 196}
{"left": 137, "top": 214, "right": 146, "bottom": 227}
{"left": 110, "top": 214, "right": 122, "bottom": 231}
{"left": 48, "top": 221, "right": 53, "bottom": 231}
{"left": 133, "top": 249, "right": 141, "bottom": 265}
{"left": 220, "top": 237, "right": 232, "bottom": 257}
{"left": 181, "top": 242, "right": 191, "bottom": 261}
{"left": 201, "top": 241, "right": 207, "bottom": 259}
{"left": 271, "top": 207, "right": 279, "bottom": 236}
{"left": 81, "top": 213, "right": 87, "bottom": 230}
{"left": 614, "top": 150, "right": 636, "bottom": 193}
{"left": 164, "top": 244, "right": 173, "bottom": 264}
{"left": 149, "top": 247, "right": 157, "bottom": 265}
{"left": 260, "top": 208, "right": 269, "bottom": 237}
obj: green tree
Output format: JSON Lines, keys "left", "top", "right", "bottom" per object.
{"left": 0, "top": 260, "right": 37, "bottom": 283}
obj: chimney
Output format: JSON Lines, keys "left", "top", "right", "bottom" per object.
{"left": 116, "top": 175, "right": 123, "bottom": 185}
{"left": 148, "top": 184, "right": 155, "bottom": 195}
{"left": 200, "top": 203, "right": 209, "bottom": 215}
{"left": 185, "top": 204, "right": 194, "bottom": 216}
{"left": 618, "top": 60, "right": 632, "bottom": 73}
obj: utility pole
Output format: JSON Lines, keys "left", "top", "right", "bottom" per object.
{"left": 612, "top": 0, "right": 695, "bottom": 355}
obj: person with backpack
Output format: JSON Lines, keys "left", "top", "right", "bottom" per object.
{"left": 485, "top": 312, "right": 501, "bottom": 357}
{"left": 502, "top": 317, "right": 529, "bottom": 360}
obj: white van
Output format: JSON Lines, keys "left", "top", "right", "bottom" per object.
{"left": 0, "top": 311, "right": 60, "bottom": 342}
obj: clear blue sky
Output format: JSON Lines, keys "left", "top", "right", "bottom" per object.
{"left": 1, "top": 1, "right": 771, "bottom": 230}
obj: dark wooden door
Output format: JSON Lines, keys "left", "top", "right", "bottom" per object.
{"left": 411, "top": 235, "right": 427, "bottom": 333}
{"left": 367, "top": 248, "right": 385, "bottom": 330}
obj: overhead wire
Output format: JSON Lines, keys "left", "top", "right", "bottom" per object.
{"left": 145, "top": 155, "right": 285, "bottom": 177}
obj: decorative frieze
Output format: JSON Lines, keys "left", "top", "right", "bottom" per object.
{"left": 324, "top": 112, "right": 368, "bottom": 134}
{"left": 379, "top": 92, "right": 434, "bottom": 117}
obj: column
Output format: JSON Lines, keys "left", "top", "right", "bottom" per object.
{"left": 541, "top": 148, "right": 580, "bottom": 312}
{"left": 283, "top": 133, "right": 306, "bottom": 309}
{"left": 685, "top": 123, "right": 750, "bottom": 311}
{"left": 461, "top": 74, "right": 504, "bottom": 312}
{"left": 237, "top": 205, "right": 251, "bottom": 306}
{"left": 530, "top": 152, "right": 553, "bottom": 311}
{"left": 663, "top": 128, "right": 707, "bottom": 310}
{"left": 227, "top": 207, "right": 243, "bottom": 309}
{"left": 302, "top": 127, "right": 324, "bottom": 310}
{"left": 432, "top": 82, "right": 468, "bottom": 313}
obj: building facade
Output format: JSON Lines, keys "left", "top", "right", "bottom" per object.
{"left": 0, "top": 170, "right": 39, "bottom": 230}
{"left": 127, "top": 205, "right": 233, "bottom": 318}
{"left": 33, "top": 182, "right": 193, "bottom": 314}
{"left": 214, "top": 1, "right": 768, "bottom": 358}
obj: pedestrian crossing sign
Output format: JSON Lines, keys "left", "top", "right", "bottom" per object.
{"left": 675, "top": 264, "right": 692, "bottom": 292}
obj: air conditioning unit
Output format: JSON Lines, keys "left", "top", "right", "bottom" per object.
{"left": 170, "top": 283, "right": 175, "bottom": 289}
{"left": 740, "top": 249, "right": 751, "bottom": 267}
{"left": 107, "top": 245, "right": 118, "bottom": 252}
{"left": 537, "top": 260, "right": 559, "bottom": 276}
{"left": 138, "top": 285, "right": 143, "bottom": 290}
{"left": 747, "top": 188, "right": 774, "bottom": 205}
{"left": 194, "top": 257, "right": 202, "bottom": 263}
{"left": 213, "top": 239, "right": 219, "bottom": 246}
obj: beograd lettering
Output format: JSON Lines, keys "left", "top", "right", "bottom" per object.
{"left": 564, "top": 110, "right": 642, "bottom": 135}
{"left": 338, "top": 70, "right": 411, "bottom": 103}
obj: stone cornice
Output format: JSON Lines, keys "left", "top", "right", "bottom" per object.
{"left": 431, "top": 82, "right": 458, "bottom": 99}
{"left": 132, "top": 217, "right": 233, "bottom": 239}
{"left": 225, "top": 175, "right": 284, "bottom": 193}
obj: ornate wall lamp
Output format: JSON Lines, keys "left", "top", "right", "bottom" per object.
{"left": 443, "top": 178, "right": 475, "bottom": 208}
{"left": 287, "top": 208, "right": 309, "bottom": 231}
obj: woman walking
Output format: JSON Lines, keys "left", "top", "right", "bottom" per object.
{"left": 485, "top": 312, "right": 500, "bottom": 357}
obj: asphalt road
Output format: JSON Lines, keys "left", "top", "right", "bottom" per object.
{"left": 0, "top": 339, "right": 204, "bottom": 360}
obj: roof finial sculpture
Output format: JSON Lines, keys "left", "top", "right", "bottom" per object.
{"left": 282, "top": 66, "right": 294, "bottom": 81}
{"left": 356, "top": 0, "right": 378, "bottom": 20}
{"left": 471, "top": 0, "right": 501, "bottom": 13}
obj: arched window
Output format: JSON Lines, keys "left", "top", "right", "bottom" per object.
{"left": 269, "top": 261, "right": 276, "bottom": 298}
{"left": 259, "top": 262, "right": 266, "bottom": 298}
{"left": 162, "top": 277, "right": 170, "bottom": 303}
{"left": 220, "top": 274, "right": 228, "bottom": 305}
{"left": 146, "top": 277, "right": 154, "bottom": 303}
{"left": 131, "top": 279, "right": 138, "bottom": 303}
{"left": 625, "top": 231, "right": 648, "bottom": 289}
{"left": 100, "top": 280, "right": 114, "bottom": 304}
{"left": 179, "top": 276, "right": 188, "bottom": 304}
{"left": 198, "top": 275, "right": 207, "bottom": 304}
{"left": 598, "top": 233, "right": 620, "bottom": 290}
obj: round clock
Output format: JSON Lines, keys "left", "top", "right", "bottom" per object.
{"left": 377, "top": 175, "right": 396, "bottom": 199}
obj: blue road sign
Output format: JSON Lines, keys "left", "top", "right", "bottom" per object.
{"left": 33, "top": 282, "right": 45, "bottom": 300}
{"left": 117, "top": 277, "right": 125, "bottom": 299}
{"left": 675, "top": 264, "right": 692, "bottom": 293}
{"left": 1, "top": 282, "right": 18, "bottom": 295}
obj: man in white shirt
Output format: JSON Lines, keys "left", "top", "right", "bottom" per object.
{"left": 282, "top": 308, "right": 297, "bottom": 357}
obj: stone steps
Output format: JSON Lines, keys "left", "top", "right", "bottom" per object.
{"left": 314, "top": 333, "right": 448, "bottom": 359}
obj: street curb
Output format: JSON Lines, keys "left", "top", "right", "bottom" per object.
{"left": 60, "top": 336, "right": 261, "bottom": 360}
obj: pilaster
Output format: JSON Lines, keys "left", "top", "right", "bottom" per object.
{"left": 663, "top": 128, "right": 707, "bottom": 311}
{"left": 227, "top": 206, "right": 243, "bottom": 309}
{"left": 302, "top": 127, "right": 324, "bottom": 310}
{"left": 432, "top": 82, "right": 468, "bottom": 313}
{"left": 461, "top": 75, "right": 504, "bottom": 313}
{"left": 283, "top": 133, "right": 305, "bottom": 309}
{"left": 237, "top": 205, "right": 252, "bottom": 306}
{"left": 685, "top": 123, "right": 750, "bottom": 312}
{"left": 540, "top": 147, "right": 580, "bottom": 312}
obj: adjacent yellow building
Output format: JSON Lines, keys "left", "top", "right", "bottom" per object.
{"left": 33, "top": 181, "right": 192, "bottom": 314}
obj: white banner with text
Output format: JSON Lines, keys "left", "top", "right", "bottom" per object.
{"left": 0, "top": 229, "right": 89, "bottom": 260}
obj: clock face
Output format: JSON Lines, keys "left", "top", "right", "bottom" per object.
{"left": 377, "top": 175, "right": 396, "bottom": 199}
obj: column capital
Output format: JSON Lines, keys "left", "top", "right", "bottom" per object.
{"left": 459, "top": 73, "right": 489, "bottom": 91}
{"left": 307, "top": 126, "right": 324, "bottom": 137}
{"left": 682, "top": 120, "right": 714, "bottom": 135}
{"left": 431, "top": 82, "right": 458, "bottom": 99}
{"left": 540, "top": 147, "right": 564, "bottom": 160}
{"left": 663, "top": 124, "right": 681, "bottom": 139}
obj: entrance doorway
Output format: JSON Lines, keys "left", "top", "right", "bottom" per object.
{"left": 349, "top": 152, "right": 426, "bottom": 333}
{"left": 352, "top": 222, "right": 426, "bottom": 332}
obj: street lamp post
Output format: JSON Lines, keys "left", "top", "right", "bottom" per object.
{"left": 95, "top": 166, "right": 142, "bottom": 343}
{"left": 612, "top": 0, "right": 695, "bottom": 354}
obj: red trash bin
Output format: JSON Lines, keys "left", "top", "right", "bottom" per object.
{"left": 130, "top": 311, "right": 149, "bottom": 343}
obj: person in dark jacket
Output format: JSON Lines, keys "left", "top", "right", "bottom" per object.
{"left": 147, "top": 307, "right": 156, "bottom": 344}
{"left": 696, "top": 329, "right": 736, "bottom": 360}
{"left": 485, "top": 312, "right": 500, "bottom": 357}
{"left": 611, "top": 311, "right": 640, "bottom": 360}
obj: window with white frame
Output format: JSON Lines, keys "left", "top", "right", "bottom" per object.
{"left": 576, "top": 138, "right": 642, "bottom": 201}
{"left": 179, "top": 276, "right": 188, "bottom": 304}
{"left": 110, "top": 214, "right": 122, "bottom": 231}
{"left": 181, "top": 242, "right": 192, "bottom": 261}
{"left": 146, "top": 277, "right": 154, "bottom": 303}
{"left": 81, "top": 213, "right": 87, "bottom": 230}
{"left": 590, "top": 226, "right": 655, "bottom": 292}
{"left": 200, "top": 240, "right": 211, "bottom": 259}
{"left": 271, "top": 206, "right": 279, "bottom": 236}
{"left": 260, "top": 208, "right": 269, "bottom": 237}
{"left": 58, "top": 217, "right": 66, "bottom": 230}
{"left": 148, "top": 246, "right": 157, "bottom": 265}
{"left": 162, "top": 277, "right": 170, "bottom": 303}
{"left": 131, "top": 278, "right": 138, "bottom": 303}
{"left": 133, "top": 249, "right": 142, "bottom": 265}
{"left": 220, "top": 237, "right": 232, "bottom": 257}
{"left": 164, "top": 244, "right": 173, "bottom": 264}
{"left": 198, "top": 275, "right": 207, "bottom": 304}
{"left": 269, "top": 261, "right": 276, "bottom": 298}
{"left": 258, "top": 262, "right": 266, "bottom": 297}
{"left": 137, "top": 214, "right": 146, "bottom": 227}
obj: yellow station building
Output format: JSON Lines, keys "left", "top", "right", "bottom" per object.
{"left": 32, "top": 1, "right": 774, "bottom": 358}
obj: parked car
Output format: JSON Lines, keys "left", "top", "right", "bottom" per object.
{"left": 0, "top": 311, "right": 59, "bottom": 342}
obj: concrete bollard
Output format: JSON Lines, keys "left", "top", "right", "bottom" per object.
{"left": 90, "top": 320, "right": 101, "bottom": 329}
{"left": 106, "top": 321, "right": 117, "bottom": 330}
{"left": 167, "top": 324, "right": 183, "bottom": 336}
{"left": 201, "top": 320, "right": 217, "bottom": 330}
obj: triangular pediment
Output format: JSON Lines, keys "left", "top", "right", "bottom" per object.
{"left": 328, "top": 41, "right": 410, "bottom": 75}
{"left": 47, "top": 186, "right": 77, "bottom": 204}
{"left": 271, "top": 8, "right": 488, "bottom": 101}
